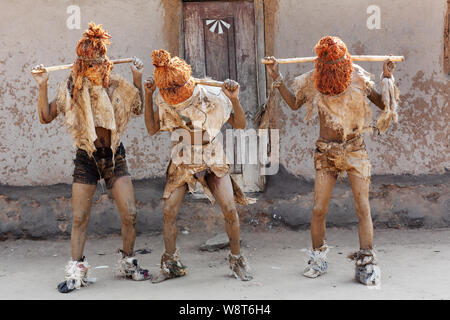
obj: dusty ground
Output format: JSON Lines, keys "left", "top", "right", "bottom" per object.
{"left": 0, "top": 227, "right": 449, "bottom": 300}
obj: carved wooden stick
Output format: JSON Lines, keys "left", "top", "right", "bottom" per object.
{"left": 31, "top": 58, "right": 134, "bottom": 74}
{"left": 261, "top": 55, "right": 404, "bottom": 64}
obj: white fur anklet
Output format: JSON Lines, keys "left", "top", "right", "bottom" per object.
{"left": 302, "top": 243, "right": 329, "bottom": 278}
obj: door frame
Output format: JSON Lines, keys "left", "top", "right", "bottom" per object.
{"left": 179, "top": 0, "right": 267, "bottom": 192}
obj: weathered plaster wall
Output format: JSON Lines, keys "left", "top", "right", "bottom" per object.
{"left": 0, "top": 0, "right": 182, "bottom": 185}
{"left": 270, "top": 0, "right": 449, "bottom": 178}
{"left": 0, "top": 0, "right": 448, "bottom": 186}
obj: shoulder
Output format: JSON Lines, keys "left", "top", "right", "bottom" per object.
{"left": 197, "top": 84, "right": 232, "bottom": 109}
{"left": 109, "top": 72, "right": 126, "bottom": 87}
{"left": 197, "top": 84, "right": 224, "bottom": 101}
{"left": 352, "top": 64, "right": 374, "bottom": 92}
{"left": 56, "top": 75, "right": 74, "bottom": 98}
{"left": 108, "top": 72, "right": 137, "bottom": 94}
{"left": 293, "top": 69, "right": 315, "bottom": 99}
{"left": 198, "top": 84, "right": 222, "bottom": 95}
{"left": 154, "top": 90, "right": 165, "bottom": 106}
{"left": 352, "top": 64, "right": 372, "bottom": 80}
{"left": 55, "top": 76, "right": 74, "bottom": 115}
{"left": 293, "top": 70, "right": 314, "bottom": 90}
{"left": 57, "top": 74, "right": 73, "bottom": 91}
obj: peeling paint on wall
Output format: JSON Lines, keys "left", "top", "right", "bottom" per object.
{"left": 0, "top": 0, "right": 175, "bottom": 186}
{"left": 0, "top": 0, "right": 448, "bottom": 186}
{"left": 268, "top": 0, "right": 450, "bottom": 179}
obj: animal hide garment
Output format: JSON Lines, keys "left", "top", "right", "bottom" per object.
{"left": 55, "top": 73, "right": 142, "bottom": 156}
{"left": 293, "top": 64, "right": 375, "bottom": 140}
{"left": 155, "top": 84, "right": 247, "bottom": 205}
{"left": 376, "top": 75, "right": 400, "bottom": 134}
{"left": 156, "top": 84, "right": 233, "bottom": 142}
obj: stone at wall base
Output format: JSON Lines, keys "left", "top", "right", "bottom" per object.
{"left": 1, "top": 170, "right": 449, "bottom": 240}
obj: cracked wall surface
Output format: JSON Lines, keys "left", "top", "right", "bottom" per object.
{"left": 270, "top": 0, "right": 449, "bottom": 179}
{"left": 0, "top": 0, "right": 448, "bottom": 185}
{"left": 0, "top": 0, "right": 181, "bottom": 186}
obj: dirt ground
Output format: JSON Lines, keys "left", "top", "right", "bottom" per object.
{"left": 0, "top": 227, "right": 449, "bottom": 300}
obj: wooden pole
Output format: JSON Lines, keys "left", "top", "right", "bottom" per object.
{"left": 193, "top": 78, "right": 224, "bottom": 87}
{"left": 31, "top": 58, "right": 134, "bottom": 74}
{"left": 261, "top": 55, "right": 404, "bottom": 65}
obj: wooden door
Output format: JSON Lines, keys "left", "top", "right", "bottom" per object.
{"left": 183, "top": 0, "right": 264, "bottom": 192}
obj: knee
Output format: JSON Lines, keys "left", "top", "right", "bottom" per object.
{"left": 312, "top": 204, "right": 328, "bottom": 220}
{"left": 72, "top": 212, "right": 89, "bottom": 229}
{"left": 122, "top": 206, "right": 138, "bottom": 227}
{"left": 222, "top": 204, "right": 239, "bottom": 225}
{"left": 223, "top": 202, "right": 237, "bottom": 216}
{"left": 163, "top": 204, "right": 178, "bottom": 224}
{"left": 354, "top": 198, "right": 371, "bottom": 218}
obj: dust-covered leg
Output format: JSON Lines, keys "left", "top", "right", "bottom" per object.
{"left": 151, "top": 185, "right": 188, "bottom": 283}
{"left": 348, "top": 174, "right": 373, "bottom": 249}
{"left": 303, "top": 170, "right": 337, "bottom": 278}
{"left": 206, "top": 173, "right": 240, "bottom": 254}
{"left": 163, "top": 185, "right": 187, "bottom": 255}
{"left": 71, "top": 183, "right": 96, "bottom": 260}
{"left": 347, "top": 174, "right": 380, "bottom": 286}
{"left": 111, "top": 176, "right": 150, "bottom": 281}
{"left": 58, "top": 183, "right": 96, "bottom": 293}
{"left": 206, "top": 173, "right": 252, "bottom": 281}
{"left": 311, "top": 171, "right": 337, "bottom": 248}
{"left": 111, "top": 176, "right": 137, "bottom": 255}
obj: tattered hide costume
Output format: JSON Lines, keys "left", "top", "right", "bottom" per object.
{"left": 152, "top": 48, "right": 252, "bottom": 282}
{"left": 55, "top": 72, "right": 142, "bottom": 156}
{"left": 56, "top": 22, "right": 149, "bottom": 294}
{"left": 288, "top": 35, "right": 399, "bottom": 183}
{"left": 293, "top": 64, "right": 382, "bottom": 181}
{"left": 55, "top": 72, "right": 142, "bottom": 189}
{"left": 292, "top": 36, "right": 395, "bottom": 286}
{"left": 152, "top": 48, "right": 247, "bottom": 205}
{"left": 155, "top": 84, "right": 248, "bottom": 205}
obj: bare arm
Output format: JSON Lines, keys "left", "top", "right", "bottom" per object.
{"left": 367, "top": 88, "right": 385, "bottom": 110}
{"left": 130, "top": 57, "right": 144, "bottom": 111}
{"left": 31, "top": 65, "right": 57, "bottom": 124}
{"left": 277, "top": 80, "right": 300, "bottom": 110}
{"left": 222, "top": 79, "right": 246, "bottom": 129}
{"left": 264, "top": 56, "right": 301, "bottom": 110}
{"left": 144, "top": 77, "right": 160, "bottom": 136}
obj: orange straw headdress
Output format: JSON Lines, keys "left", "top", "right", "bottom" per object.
{"left": 313, "top": 36, "right": 353, "bottom": 96}
{"left": 72, "top": 22, "right": 114, "bottom": 100}
{"left": 152, "top": 49, "right": 195, "bottom": 105}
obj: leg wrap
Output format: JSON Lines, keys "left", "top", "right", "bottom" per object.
{"left": 160, "top": 250, "right": 187, "bottom": 279}
{"left": 151, "top": 250, "right": 187, "bottom": 283}
{"left": 115, "top": 250, "right": 150, "bottom": 281}
{"left": 228, "top": 252, "right": 253, "bottom": 281}
{"left": 303, "top": 243, "right": 329, "bottom": 278}
{"left": 57, "top": 256, "right": 90, "bottom": 293}
{"left": 348, "top": 248, "right": 381, "bottom": 286}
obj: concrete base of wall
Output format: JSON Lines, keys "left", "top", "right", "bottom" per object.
{"left": 250, "top": 166, "right": 450, "bottom": 230}
{"left": 1, "top": 167, "right": 449, "bottom": 240}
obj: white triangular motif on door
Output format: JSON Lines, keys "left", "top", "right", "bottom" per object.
{"left": 206, "top": 19, "right": 231, "bottom": 34}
